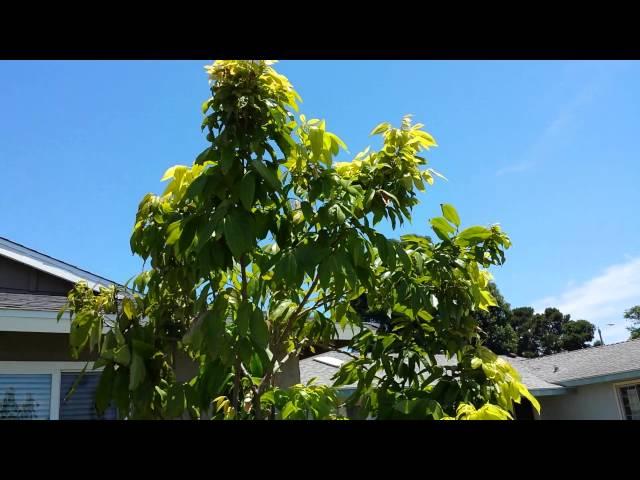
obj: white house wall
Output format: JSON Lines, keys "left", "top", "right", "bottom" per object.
{"left": 538, "top": 380, "right": 631, "bottom": 420}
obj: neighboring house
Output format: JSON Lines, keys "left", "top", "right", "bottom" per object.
{"left": 299, "top": 339, "right": 640, "bottom": 420}
{"left": 4, "top": 234, "right": 640, "bottom": 420}
{"left": 0, "top": 237, "right": 118, "bottom": 420}
{"left": 522, "top": 339, "right": 640, "bottom": 420}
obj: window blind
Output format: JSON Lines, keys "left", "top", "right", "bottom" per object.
{"left": 0, "top": 374, "right": 52, "bottom": 420}
{"left": 619, "top": 384, "right": 640, "bottom": 420}
{"left": 59, "top": 372, "right": 117, "bottom": 420}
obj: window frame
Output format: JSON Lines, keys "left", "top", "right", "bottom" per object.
{"left": 0, "top": 361, "right": 99, "bottom": 420}
{"left": 614, "top": 379, "right": 640, "bottom": 420}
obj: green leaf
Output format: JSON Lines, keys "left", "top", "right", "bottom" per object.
{"left": 223, "top": 208, "right": 256, "bottom": 258}
{"left": 370, "top": 122, "right": 391, "bottom": 136}
{"left": 166, "top": 221, "right": 182, "bottom": 246}
{"left": 295, "top": 244, "right": 329, "bottom": 274}
{"left": 281, "top": 401, "right": 297, "bottom": 419}
{"left": 274, "top": 251, "right": 298, "bottom": 283}
{"left": 300, "top": 201, "right": 314, "bottom": 221}
{"left": 201, "top": 98, "right": 212, "bottom": 114}
{"left": 129, "top": 352, "right": 146, "bottom": 391}
{"left": 166, "top": 384, "right": 186, "bottom": 418}
{"left": 430, "top": 217, "right": 454, "bottom": 241}
{"left": 270, "top": 300, "right": 296, "bottom": 324}
{"left": 195, "top": 147, "right": 214, "bottom": 164}
{"left": 329, "top": 204, "right": 346, "bottom": 224}
{"left": 220, "top": 145, "right": 235, "bottom": 173}
{"left": 249, "top": 352, "right": 264, "bottom": 377}
{"left": 113, "top": 369, "right": 130, "bottom": 412}
{"left": 261, "top": 390, "right": 276, "bottom": 405}
{"left": 237, "top": 301, "right": 251, "bottom": 336}
{"left": 70, "top": 324, "right": 90, "bottom": 351}
{"left": 95, "top": 364, "right": 115, "bottom": 415}
{"left": 309, "top": 127, "right": 324, "bottom": 160}
{"left": 240, "top": 172, "right": 256, "bottom": 210}
{"left": 114, "top": 345, "right": 131, "bottom": 366}
{"left": 251, "top": 159, "right": 281, "bottom": 191}
{"left": 457, "top": 226, "right": 492, "bottom": 244}
{"left": 238, "top": 337, "right": 254, "bottom": 366}
{"left": 365, "top": 189, "right": 376, "bottom": 208}
{"left": 441, "top": 203, "right": 460, "bottom": 227}
{"left": 250, "top": 309, "right": 269, "bottom": 348}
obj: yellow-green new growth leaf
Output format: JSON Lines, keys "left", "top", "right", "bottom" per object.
{"left": 441, "top": 203, "right": 460, "bottom": 227}
{"left": 161, "top": 165, "right": 187, "bottom": 182}
{"left": 122, "top": 297, "right": 135, "bottom": 320}
{"left": 518, "top": 383, "right": 541, "bottom": 414}
{"left": 370, "top": 122, "right": 391, "bottom": 136}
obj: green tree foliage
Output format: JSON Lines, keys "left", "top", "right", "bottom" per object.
{"left": 511, "top": 306, "right": 595, "bottom": 357}
{"left": 560, "top": 319, "right": 595, "bottom": 350}
{"left": 475, "top": 283, "right": 518, "bottom": 355}
{"left": 624, "top": 305, "right": 640, "bottom": 339}
{"left": 60, "top": 60, "right": 538, "bottom": 420}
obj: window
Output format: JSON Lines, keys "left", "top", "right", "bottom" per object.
{"left": 617, "top": 383, "right": 640, "bottom": 420}
{"left": 0, "top": 362, "right": 116, "bottom": 420}
{"left": 0, "top": 374, "right": 52, "bottom": 419}
{"left": 59, "top": 372, "right": 117, "bottom": 420}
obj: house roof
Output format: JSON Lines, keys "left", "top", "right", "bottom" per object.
{"left": 300, "top": 350, "right": 355, "bottom": 387}
{"left": 299, "top": 341, "right": 640, "bottom": 396}
{"left": 505, "top": 357, "right": 568, "bottom": 394}
{"left": 0, "top": 292, "right": 69, "bottom": 312}
{"left": 0, "top": 236, "right": 118, "bottom": 291}
{"left": 523, "top": 338, "right": 640, "bottom": 386}
{"left": 299, "top": 350, "right": 565, "bottom": 394}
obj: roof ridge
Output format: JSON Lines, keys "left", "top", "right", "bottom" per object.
{"left": 0, "top": 235, "right": 121, "bottom": 287}
{"left": 525, "top": 337, "right": 640, "bottom": 363}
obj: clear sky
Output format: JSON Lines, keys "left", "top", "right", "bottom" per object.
{"left": 1, "top": 60, "right": 639, "bottom": 342}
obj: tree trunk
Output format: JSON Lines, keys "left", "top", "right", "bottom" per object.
{"left": 272, "top": 351, "right": 301, "bottom": 388}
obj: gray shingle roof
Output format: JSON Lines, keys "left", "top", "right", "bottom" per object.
{"left": 299, "top": 344, "right": 640, "bottom": 394}
{"left": 0, "top": 292, "right": 68, "bottom": 312}
{"left": 522, "top": 338, "right": 640, "bottom": 385}
{"left": 505, "top": 357, "right": 566, "bottom": 392}
{"left": 300, "top": 350, "right": 354, "bottom": 387}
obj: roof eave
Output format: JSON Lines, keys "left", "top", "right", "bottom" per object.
{"left": 529, "top": 386, "right": 573, "bottom": 397}
{"left": 557, "top": 369, "right": 640, "bottom": 388}
{"left": 0, "top": 237, "right": 118, "bottom": 291}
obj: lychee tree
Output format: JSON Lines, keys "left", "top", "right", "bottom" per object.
{"left": 61, "top": 60, "right": 539, "bottom": 420}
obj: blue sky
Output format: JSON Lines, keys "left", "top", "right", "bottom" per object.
{"left": 1, "top": 60, "right": 639, "bottom": 342}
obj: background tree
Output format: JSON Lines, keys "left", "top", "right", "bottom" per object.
{"left": 61, "top": 60, "right": 537, "bottom": 420}
{"left": 559, "top": 319, "right": 595, "bottom": 351}
{"left": 537, "top": 307, "right": 566, "bottom": 355}
{"left": 511, "top": 306, "right": 537, "bottom": 357}
{"left": 510, "top": 306, "right": 595, "bottom": 357}
{"left": 474, "top": 282, "right": 517, "bottom": 355}
{"left": 624, "top": 305, "right": 640, "bottom": 339}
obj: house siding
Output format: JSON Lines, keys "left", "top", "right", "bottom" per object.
{"left": 538, "top": 380, "right": 631, "bottom": 420}
{"left": 0, "top": 332, "right": 95, "bottom": 362}
{"left": 0, "top": 255, "right": 73, "bottom": 295}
